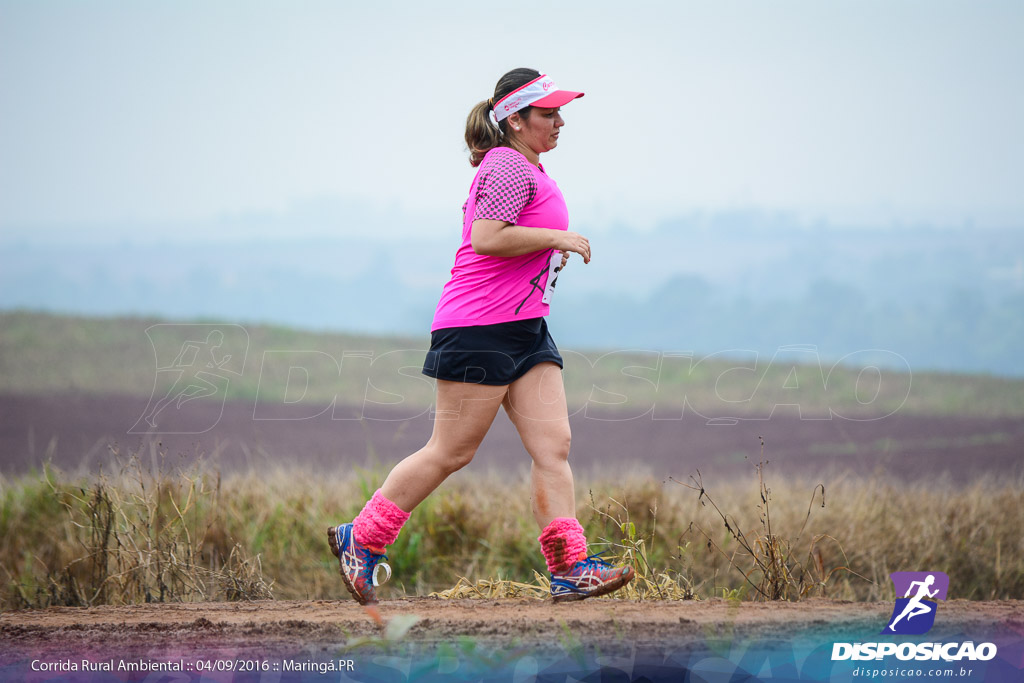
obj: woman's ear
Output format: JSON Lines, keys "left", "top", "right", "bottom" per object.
{"left": 507, "top": 112, "right": 523, "bottom": 132}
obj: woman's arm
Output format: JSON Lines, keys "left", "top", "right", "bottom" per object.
{"left": 471, "top": 219, "right": 591, "bottom": 263}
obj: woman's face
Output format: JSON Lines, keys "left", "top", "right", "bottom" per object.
{"left": 510, "top": 107, "right": 564, "bottom": 156}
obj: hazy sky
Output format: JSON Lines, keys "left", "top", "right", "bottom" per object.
{"left": 2, "top": 0, "right": 1023, "bottom": 242}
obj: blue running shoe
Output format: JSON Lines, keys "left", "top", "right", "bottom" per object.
{"left": 327, "top": 523, "right": 391, "bottom": 605}
{"left": 550, "top": 553, "right": 634, "bottom": 603}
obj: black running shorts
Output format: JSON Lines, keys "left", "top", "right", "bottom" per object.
{"left": 422, "top": 317, "right": 563, "bottom": 385}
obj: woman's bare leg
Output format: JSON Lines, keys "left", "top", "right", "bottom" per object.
{"left": 379, "top": 379, "right": 507, "bottom": 512}
{"left": 503, "top": 362, "right": 575, "bottom": 529}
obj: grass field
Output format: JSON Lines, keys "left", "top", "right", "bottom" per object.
{"left": 2, "top": 310, "right": 1024, "bottom": 417}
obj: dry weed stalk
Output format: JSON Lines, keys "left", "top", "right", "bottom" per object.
{"left": 36, "top": 449, "right": 272, "bottom": 606}
{"left": 674, "top": 437, "right": 866, "bottom": 600}
{"left": 588, "top": 491, "right": 697, "bottom": 600}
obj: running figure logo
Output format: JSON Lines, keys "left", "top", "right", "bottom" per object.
{"left": 882, "top": 571, "right": 949, "bottom": 635}
{"left": 130, "top": 324, "right": 249, "bottom": 434}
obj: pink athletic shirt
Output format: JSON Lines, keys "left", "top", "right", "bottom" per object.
{"left": 431, "top": 147, "right": 569, "bottom": 331}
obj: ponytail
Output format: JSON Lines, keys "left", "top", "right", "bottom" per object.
{"left": 465, "top": 99, "right": 502, "bottom": 168}
{"left": 464, "top": 67, "right": 541, "bottom": 167}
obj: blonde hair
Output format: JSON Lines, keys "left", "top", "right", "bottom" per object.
{"left": 464, "top": 68, "right": 540, "bottom": 167}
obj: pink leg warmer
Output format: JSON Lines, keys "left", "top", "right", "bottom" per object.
{"left": 352, "top": 489, "right": 410, "bottom": 550}
{"left": 538, "top": 517, "right": 588, "bottom": 575}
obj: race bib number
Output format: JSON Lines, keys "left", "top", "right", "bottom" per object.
{"left": 541, "top": 251, "right": 563, "bottom": 304}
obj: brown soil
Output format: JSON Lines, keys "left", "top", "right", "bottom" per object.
{"left": 2, "top": 598, "right": 1021, "bottom": 662}
{"left": 3, "top": 393, "right": 1023, "bottom": 482}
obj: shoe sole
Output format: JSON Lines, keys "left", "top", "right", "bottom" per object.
{"left": 326, "top": 525, "right": 376, "bottom": 606}
{"left": 551, "top": 566, "right": 636, "bottom": 603}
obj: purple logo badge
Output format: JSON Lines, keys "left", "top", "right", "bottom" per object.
{"left": 882, "top": 571, "right": 949, "bottom": 635}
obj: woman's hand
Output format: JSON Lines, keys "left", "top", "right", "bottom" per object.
{"left": 470, "top": 220, "right": 590, "bottom": 262}
{"left": 556, "top": 231, "right": 590, "bottom": 264}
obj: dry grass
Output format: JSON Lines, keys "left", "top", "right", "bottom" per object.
{"left": 2, "top": 449, "right": 1022, "bottom": 609}
{"left": 1, "top": 450, "right": 273, "bottom": 608}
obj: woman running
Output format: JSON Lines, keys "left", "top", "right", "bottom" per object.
{"left": 328, "top": 68, "right": 634, "bottom": 604}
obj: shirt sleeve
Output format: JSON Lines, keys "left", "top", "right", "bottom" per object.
{"left": 472, "top": 149, "right": 538, "bottom": 224}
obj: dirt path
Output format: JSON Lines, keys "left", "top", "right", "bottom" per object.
{"left": 3, "top": 598, "right": 1021, "bottom": 657}
{"left": 3, "top": 599, "right": 1022, "bottom": 681}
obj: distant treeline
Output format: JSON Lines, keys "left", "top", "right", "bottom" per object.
{"left": 555, "top": 273, "right": 1024, "bottom": 377}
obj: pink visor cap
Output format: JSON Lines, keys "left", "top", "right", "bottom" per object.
{"left": 493, "top": 74, "right": 584, "bottom": 122}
